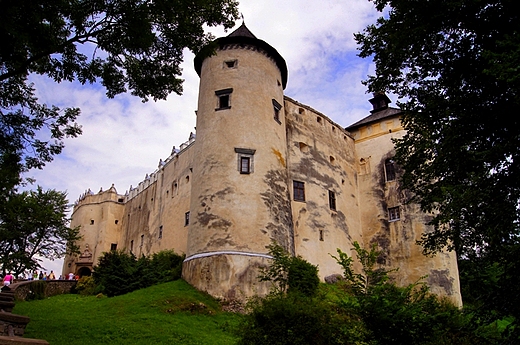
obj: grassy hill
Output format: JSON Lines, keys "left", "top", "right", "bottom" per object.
{"left": 14, "top": 280, "right": 243, "bottom": 345}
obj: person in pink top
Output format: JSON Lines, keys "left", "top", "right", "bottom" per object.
{"left": 3, "top": 272, "right": 13, "bottom": 286}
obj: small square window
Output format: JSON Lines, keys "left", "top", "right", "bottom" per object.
{"left": 388, "top": 206, "right": 400, "bottom": 221}
{"left": 185, "top": 211, "right": 190, "bottom": 226}
{"left": 329, "top": 190, "right": 336, "bottom": 210}
{"left": 215, "top": 88, "right": 233, "bottom": 110}
{"left": 110, "top": 243, "right": 117, "bottom": 251}
{"left": 293, "top": 181, "right": 305, "bottom": 202}
{"left": 90, "top": 219, "right": 94, "bottom": 225}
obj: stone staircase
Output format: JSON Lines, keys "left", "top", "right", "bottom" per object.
{"left": 0, "top": 287, "right": 48, "bottom": 345}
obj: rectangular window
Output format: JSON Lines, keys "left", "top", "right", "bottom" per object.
{"left": 235, "top": 148, "right": 255, "bottom": 174}
{"left": 388, "top": 206, "right": 400, "bottom": 221}
{"left": 185, "top": 211, "right": 190, "bottom": 226}
{"left": 329, "top": 190, "right": 336, "bottom": 210}
{"left": 385, "top": 158, "right": 396, "bottom": 181}
{"left": 240, "top": 156, "right": 250, "bottom": 174}
{"left": 110, "top": 243, "right": 117, "bottom": 251}
{"left": 272, "top": 99, "right": 282, "bottom": 124}
{"left": 159, "top": 225, "right": 163, "bottom": 239}
{"left": 293, "top": 181, "right": 305, "bottom": 202}
{"left": 215, "top": 88, "right": 233, "bottom": 110}
{"left": 140, "top": 234, "right": 144, "bottom": 247}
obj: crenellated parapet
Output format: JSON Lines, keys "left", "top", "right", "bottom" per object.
{"left": 73, "top": 132, "right": 196, "bottom": 208}
{"left": 125, "top": 132, "right": 196, "bottom": 201}
{"left": 73, "top": 184, "right": 124, "bottom": 210}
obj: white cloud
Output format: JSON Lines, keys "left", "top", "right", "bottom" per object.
{"left": 25, "top": 0, "right": 388, "bottom": 272}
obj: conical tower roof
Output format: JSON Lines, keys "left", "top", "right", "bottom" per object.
{"left": 227, "top": 22, "right": 257, "bottom": 39}
{"left": 194, "top": 23, "right": 288, "bottom": 89}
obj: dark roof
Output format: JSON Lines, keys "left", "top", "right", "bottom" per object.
{"left": 194, "top": 23, "right": 288, "bottom": 89}
{"left": 346, "top": 106, "right": 403, "bottom": 131}
{"left": 227, "top": 22, "right": 257, "bottom": 39}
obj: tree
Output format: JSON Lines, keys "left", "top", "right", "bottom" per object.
{"left": 0, "top": 185, "right": 81, "bottom": 276}
{"left": 355, "top": 0, "right": 520, "bottom": 321}
{"left": 1, "top": 0, "right": 239, "bottom": 171}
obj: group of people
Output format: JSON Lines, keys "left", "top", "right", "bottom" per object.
{"left": 27, "top": 270, "right": 57, "bottom": 281}
{"left": 2, "top": 270, "right": 79, "bottom": 286}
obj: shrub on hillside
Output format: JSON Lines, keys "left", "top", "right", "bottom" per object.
{"left": 239, "top": 241, "right": 496, "bottom": 345}
{"left": 259, "top": 242, "right": 319, "bottom": 297}
{"left": 93, "top": 249, "right": 184, "bottom": 297}
{"left": 237, "top": 293, "right": 370, "bottom": 345}
{"left": 75, "top": 276, "right": 99, "bottom": 296}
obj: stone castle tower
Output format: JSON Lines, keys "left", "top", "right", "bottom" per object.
{"left": 183, "top": 24, "right": 293, "bottom": 297}
{"left": 64, "top": 24, "right": 462, "bottom": 305}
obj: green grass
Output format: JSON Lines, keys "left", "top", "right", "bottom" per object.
{"left": 14, "top": 280, "right": 243, "bottom": 345}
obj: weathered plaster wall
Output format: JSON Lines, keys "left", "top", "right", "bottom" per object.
{"left": 349, "top": 116, "right": 462, "bottom": 306}
{"left": 122, "top": 144, "right": 194, "bottom": 257}
{"left": 64, "top": 188, "right": 124, "bottom": 275}
{"left": 284, "top": 98, "right": 363, "bottom": 279}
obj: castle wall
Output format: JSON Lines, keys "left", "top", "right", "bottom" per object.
{"left": 284, "top": 98, "right": 364, "bottom": 278}
{"left": 121, "top": 144, "right": 194, "bottom": 257}
{"left": 64, "top": 26, "right": 462, "bottom": 306}
{"left": 64, "top": 188, "right": 125, "bottom": 275}
{"left": 350, "top": 116, "right": 462, "bottom": 306}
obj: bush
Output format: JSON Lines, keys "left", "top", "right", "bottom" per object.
{"left": 93, "top": 249, "right": 184, "bottom": 297}
{"left": 237, "top": 293, "right": 369, "bottom": 345}
{"left": 75, "top": 276, "right": 98, "bottom": 296}
{"left": 259, "top": 242, "right": 320, "bottom": 297}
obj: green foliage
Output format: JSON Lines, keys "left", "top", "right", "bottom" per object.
{"left": 331, "top": 242, "right": 396, "bottom": 294}
{"left": 75, "top": 276, "right": 98, "bottom": 296}
{"left": 25, "top": 280, "right": 46, "bottom": 301}
{"left": 356, "top": 0, "right": 520, "bottom": 331}
{"left": 1, "top": 0, "right": 239, "bottom": 172}
{"left": 242, "top": 241, "right": 500, "bottom": 344}
{"left": 237, "top": 293, "right": 370, "bottom": 345}
{"left": 93, "top": 249, "right": 184, "bottom": 297}
{"left": 259, "top": 242, "right": 319, "bottom": 297}
{"left": 0, "top": 184, "right": 81, "bottom": 275}
{"left": 150, "top": 249, "right": 185, "bottom": 283}
{"left": 15, "top": 280, "right": 242, "bottom": 345}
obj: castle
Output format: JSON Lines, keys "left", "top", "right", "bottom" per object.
{"left": 62, "top": 24, "right": 461, "bottom": 305}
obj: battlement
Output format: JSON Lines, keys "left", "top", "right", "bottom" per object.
{"left": 73, "top": 132, "right": 196, "bottom": 209}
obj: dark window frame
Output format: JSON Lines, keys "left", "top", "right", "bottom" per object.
{"left": 293, "top": 180, "right": 305, "bottom": 202}
{"left": 215, "top": 88, "right": 233, "bottom": 110}
{"left": 272, "top": 99, "right": 282, "bottom": 124}
{"left": 235, "top": 148, "right": 256, "bottom": 174}
{"left": 388, "top": 206, "right": 400, "bottom": 221}
{"left": 185, "top": 211, "right": 190, "bottom": 226}
{"left": 240, "top": 156, "right": 251, "bottom": 174}
{"left": 329, "top": 190, "right": 336, "bottom": 210}
{"left": 385, "top": 158, "right": 396, "bottom": 181}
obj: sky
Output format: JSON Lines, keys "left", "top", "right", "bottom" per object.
{"left": 25, "top": 0, "right": 388, "bottom": 275}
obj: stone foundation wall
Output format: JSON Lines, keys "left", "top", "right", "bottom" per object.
{"left": 9, "top": 281, "right": 77, "bottom": 301}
